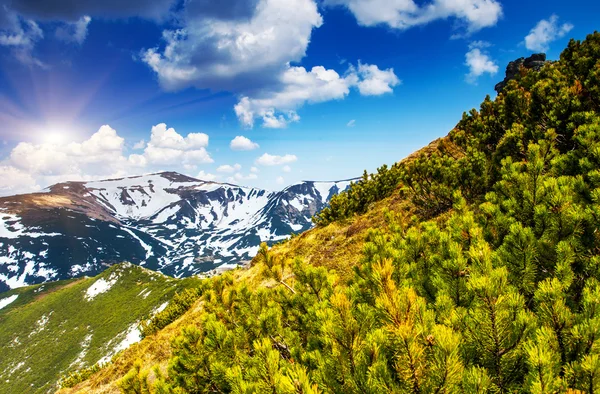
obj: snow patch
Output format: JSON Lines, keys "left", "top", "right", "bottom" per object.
{"left": 85, "top": 275, "right": 118, "bottom": 301}
{"left": 29, "top": 312, "right": 53, "bottom": 336}
{"left": 155, "top": 301, "right": 169, "bottom": 314}
{"left": 70, "top": 331, "right": 93, "bottom": 368}
{"left": 137, "top": 288, "right": 152, "bottom": 299}
{"left": 0, "top": 294, "right": 18, "bottom": 310}
{"left": 98, "top": 323, "right": 142, "bottom": 365}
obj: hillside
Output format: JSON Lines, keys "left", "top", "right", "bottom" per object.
{"left": 0, "top": 263, "right": 201, "bottom": 394}
{"left": 57, "top": 32, "right": 600, "bottom": 393}
{"left": 0, "top": 172, "right": 354, "bottom": 292}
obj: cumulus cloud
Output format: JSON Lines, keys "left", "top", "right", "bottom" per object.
{"left": 0, "top": 125, "right": 131, "bottom": 195}
{"left": 276, "top": 176, "right": 285, "bottom": 185}
{"left": 142, "top": 0, "right": 323, "bottom": 92}
{"left": 235, "top": 62, "right": 399, "bottom": 128}
{"left": 282, "top": 165, "right": 291, "bottom": 173}
{"left": 217, "top": 163, "right": 242, "bottom": 173}
{"left": 465, "top": 42, "right": 498, "bottom": 84}
{"left": 141, "top": 123, "right": 213, "bottom": 165}
{"left": 0, "top": 165, "right": 40, "bottom": 196}
{"left": 197, "top": 170, "right": 219, "bottom": 181}
{"left": 9, "top": 125, "right": 125, "bottom": 176}
{"left": 132, "top": 139, "right": 146, "bottom": 150}
{"left": 138, "top": 0, "right": 399, "bottom": 128}
{"left": 354, "top": 62, "right": 401, "bottom": 95}
{"left": 0, "top": 122, "right": 215, "bottom": 196}
{"left": 256, "top": 153, "right": 297, "bottom": 166}
{"left": 524, "top": 15, "right": 573, "bottom": 52}
{"left": 230, "top": 135, "right": 259, "bottom": 151}
{"left": 324, "top": 0, "right": 502, "bottom": 34}
{"left": 55, "top": 15, "right": 91, "bottom": 44}
{"left": 227, "top": 172, "right": 258, "bottom": 183}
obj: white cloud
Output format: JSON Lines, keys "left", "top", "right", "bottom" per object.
{"left": 347, "top": 119, "right": 356, "bottom": 127}
{"left": 469, "top": 40, "right": 492, "bottom": 49}
{"left": 250, "top": 166, "right": 259, "bottom": 173}
{"left": 0, "top": 165, "right": 40, "bottom": 196}
{"left": 55, "top": 15, "right": 91, "bottom": 44}
{"left": 217, "top": 163, "right": 242, "bottom": 173}
{"left": 132, "top": 139, "right": 146, "bottom": 150}
{"left": 235, "top": 62, "right": 399, "bottom": 128}
{"left": 227, "top": 172, "right": 259, "bottom": 183}
{"left": 197, "top": 170, "right": 219, "bottom": 181}
{"left": 465, "top": 43, "right": 498, "bottom": 84}
{"left": 1, "top": 125, "right": 132, "bottom": 195}
{"left": 141, "top": 123, "right": 213, "bottom": 165}
{"left": 524, "top": 15, "right": 573, "bottom": 52}
{"left": 230, "top": 135, "right": 259, "bottom": 151}
{"left": 0, "top": 10, "right": 45, "bottom": 67}
{"left": 354, "top": 62, "right": 401, "bottom": 95}
{"left": 276, "top": 176, "right": 285, "bottom": 185}
{"left": 128, "top": 154, "right": 147, "bottom": 167}
{"left": 148, "top": 123, "right": 208, "bottom": 149}
{"left": 282, "top": 165, "right": 291, "bottom": 173}
{"left": 0, "top": 122, "right": 215, "bottom": 196}
{"left": 139, "top": 0, "right": 399, "bottom": 129}
{"left": 324, "top": 0, "right": 502, "bottom": 34}
{"left": 142, "top": 0, "right": 323, "bottom": 92}
{"left": 9, "top": 125, "right": 125, "bottom": 176}
{"left": 256, "top": 153, "right": 297, "bottom": 166}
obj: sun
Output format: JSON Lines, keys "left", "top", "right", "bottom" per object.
{"left": 43, "top": 132, "right": 67, "bottom": 145}
{"left": 38, "top": 124, "right": 75, "bottom": 146}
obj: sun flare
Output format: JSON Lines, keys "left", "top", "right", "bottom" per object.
{"left": 43, "top": 132, "right": 66, "bottom": 145}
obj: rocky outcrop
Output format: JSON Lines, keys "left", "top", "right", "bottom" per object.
{"left": 495, "top": 53, "right": 548, "bottom": 94}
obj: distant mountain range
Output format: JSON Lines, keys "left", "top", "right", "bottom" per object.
{"left": 0, "top": 172, "right": 354, "bottom": 291}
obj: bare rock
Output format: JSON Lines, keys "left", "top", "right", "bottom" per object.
{"left": 495, "top": 53, "right": 548, "bottom": 94}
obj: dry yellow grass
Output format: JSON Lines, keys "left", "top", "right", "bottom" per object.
{"left": 29, "top": 195, "right": 74, "bottom": 208}
{"left": 265, "top": 192, "right": 410, "bottom": 280}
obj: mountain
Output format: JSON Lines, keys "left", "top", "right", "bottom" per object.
{"left": 0, "top": 172, "right": 354, "bottom": 291}
{"left": 0, "top": 263, "right": 201, "bottom": 394}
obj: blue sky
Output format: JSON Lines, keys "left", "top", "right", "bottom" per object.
{"left": 0, "top": 0, "right": 598, "bottom": 195}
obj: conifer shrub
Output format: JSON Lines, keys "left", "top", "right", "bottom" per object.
{"left": 117, "top": 32, "right": 600, "bottom": 393}
{"left": 139, "top": 287, "right": 203, "bottom": 338}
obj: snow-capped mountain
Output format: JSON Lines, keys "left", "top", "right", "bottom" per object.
{"left": 0, "top": 172, "right": 355, "bottom": 291}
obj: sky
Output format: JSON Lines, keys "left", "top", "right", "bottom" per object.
{"left": 0, "top": 0, "right": 598, "bottom": 196}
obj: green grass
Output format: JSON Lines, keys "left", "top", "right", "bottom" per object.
{"left": 0, "top": 263, "right": 201, "bottom": 394}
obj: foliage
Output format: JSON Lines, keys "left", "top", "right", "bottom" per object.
{"left": 314, "top": 165, "right": 403, "bottom": 225}
{"left": 59, "top": 363, "right": 103, "bottom": 389}
{"left": 107, "top": 32, "right": 600, "bottom": 393}
{"left": 140, "top": 287, "right": 204, "bottom": 338}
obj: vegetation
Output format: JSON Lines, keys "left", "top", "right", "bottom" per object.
{"left": 59, "top": 364, "right": 103, "bottom": 389}
{"left": 0, "top": 263, "right": 201, "bottom": 394}
{"left": 140, "top": 287, "right": 204, "bottom": 338}
{"left": 64, "top": 32, "right": 600, "bottom": 393}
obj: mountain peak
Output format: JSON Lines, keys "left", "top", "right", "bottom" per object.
{"left": 153, "top": 172, "right": 201, "bottom": 183}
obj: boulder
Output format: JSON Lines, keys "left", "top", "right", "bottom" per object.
{"left": 495, "top": 53, "right": 548, "bottom": 94}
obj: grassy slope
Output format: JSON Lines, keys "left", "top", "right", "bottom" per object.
{"left": 0, "top": 263, "right": 201, "bottom": 394}
{"left": 267, "top": 137, "right": 446, "bottom": 280}
{"left": 58, "top": 268, "right": 259, "bottom": 394}
{"left": 59, "top": 140, "right": 446, "bottom": 394}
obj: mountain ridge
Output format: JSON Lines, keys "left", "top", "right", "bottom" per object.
{"left": 0, "top": 171, "right": 357, "bottom": 291}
